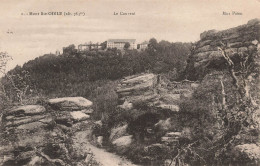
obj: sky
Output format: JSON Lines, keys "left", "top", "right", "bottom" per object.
{"left": 0, "top": 0, "right": 259, "bottom": 72}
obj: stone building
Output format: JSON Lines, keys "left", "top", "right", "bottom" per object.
{"left": 139, "top": 41, "right": 148, "bottom": 50}
{"left": 78, "top": 42, "right": 102, "bottom": 52}
{"left": 107, "top": 39, "right": 137, "bottom": 50}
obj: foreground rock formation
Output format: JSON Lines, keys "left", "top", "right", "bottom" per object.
{"left": 103, "top": 73, "right": 199, "bottom": 163}
{"left": 0, "top": 97, "right": 97, "bottom": 166}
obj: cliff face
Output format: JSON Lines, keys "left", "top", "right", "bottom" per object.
{"left": 185, "top": 18, "right": 260, "bottom": 81}
{"left": 184, "top": 18, "right": 260, "bottom": 163}
{"left": 185, "top": 18, "right": 259, "bottom": 105}
{"left": 185, "top": 18, "right": 260, "bottom": 115}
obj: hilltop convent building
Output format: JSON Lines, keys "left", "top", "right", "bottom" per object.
{"left": 139, "top": 41, "right": 148, "bottom": 50}
{"left": 107, "top": 39, "right": 137, "bottom": 50}
{"left": 78, "top": 42, "right": 102, "bottom": 52}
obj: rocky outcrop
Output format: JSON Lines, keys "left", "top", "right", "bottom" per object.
{"left": 184, "top": 18, "right": 260, "bottom": 131}
{"left": 232, "top": 144, "right": 260, "bottom": 164}
{"left": 117, "top": 73, "right": 198, "bottom": 112}
{"left": 3, "top": 105, "right": 51, "bottom": 129}
{"left": 48, "top": 97, "right": 94, "bottom": 128}
{"left": 48, "top": 96, "right": 93, "bottom": 111}
{"left": 116, "top": 73, "right": 157, "bottom": 105}
{"left": 185, "top": 18, "right": 260, "bottom": 81}
{"left": 70, "top": 111, "right": 90, "bottom": 121}
{"left": 109, "top": 124, "right": 128, "bottom": 142}
{"left": 182, "top": 18, "right": 260, "bottom": 165}
{"left": 113, "top": 74, "right": 197, "bottom": 163}
{"left": 114, "top": 73, "right": 198, "bottom": 158}
{"left": 0, "top": 105, "right": 54, "bottom": 165}
{"left": 112, "top": 135, "right": 133, "bottom": 147}
{"left": 0, "top": 97, "right": 96, "bottom": 166}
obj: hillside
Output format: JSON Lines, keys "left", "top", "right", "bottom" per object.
{"left": 1, "top": 41, "right": 191, "bottom": 119}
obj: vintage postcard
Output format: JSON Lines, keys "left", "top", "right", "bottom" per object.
{"left": 0, "top": 0, "right": 260, "bottom": 165}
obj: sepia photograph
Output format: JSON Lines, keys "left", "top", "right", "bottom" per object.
{"left": 0, "top": 0, "right": 260, "bottom": 165}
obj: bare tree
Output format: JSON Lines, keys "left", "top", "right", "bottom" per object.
{"left": 0, "top": 52, "right": 30, "bottom": 104}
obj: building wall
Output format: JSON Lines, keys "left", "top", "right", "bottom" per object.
{"left": 78, "top": 45, "right": 89, "bottom": 51}
{"left": 140, "top": 44, "right": 148, "bottom": 50}
{"left": 78, "top": 44, "right": 102, "bottom": 51}
{"left": 107, "top": 42, "right": 137, "bottom": 50}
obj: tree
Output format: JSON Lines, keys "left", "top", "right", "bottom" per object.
{"left": 124, "top": 42, "right": 130, "bottom": 50}
{"left": 101, "top": 41, "right": 107, "bottom": 50}
{"left": 0, "top": 52, "right": 32, "bottom": 104}
{"left": 148, "top": 38, "right": 158, "bottom": 55}
{"left": 63, "top": 44, "right": 77, "bottom": 55}
{"left": 0, "top": 52, "right": 13, "bottom": 109}
{"left": 0, "top": 52, "right": 12, "bottom": 75}
{"left": 158, "top": 40, "right": 171, "bottom": 52}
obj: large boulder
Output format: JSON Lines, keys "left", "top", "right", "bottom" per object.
{"left": 117, "top": 73, "right": 157, "bottom": 105}
{"left": 234, "top": 144, "right": 260, "bottom": 161}
{"left": 17, "top": 121, "right": 48, "bottom": 130}
{"left": 112, "top": 135, "right": 133, "bottom": 147}
{"left": 48, "top": 97, "right": 93, "bottom": 111}
{"left": 155, "top": 118, "right": 172, "bottom": 131}
{"left": 117, "top": 73, "right": 196, "bottom": 112}
{"left": 3, "top": 105, "right": 52, "bottom": 129}
{"left": 5, "top": 114, "right": 48, "bottom": 127}
{"left": 48, "top": 97, "right": 93, "bottom": 128}
{"left": 200, "top": 29, "right": 218, "bottom": 40}
{"left": 1, "top": 99, "right": 95, "bottom": 166}
{"left": 229, "top": 144, "right": 260, "bottom": 165}
{"left": 0, "top": 104, "right": 70, "bottom": 166}
{"left": 109, "top": 124, "right": 128, "bottom": 142}
{"left": 70, "top": 111, "right": 90, "bottom": 121}
{"left": 6, "top": 105, "right": 46, "bottom": 116}
{"left": 247, "top": 18, "right": 260, "bottom": 26}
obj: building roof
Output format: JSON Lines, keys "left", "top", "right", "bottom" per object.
{"left": 107, "top": 39, "right": 136, "bottom": 43}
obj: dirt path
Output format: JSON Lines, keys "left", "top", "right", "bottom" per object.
{"left": 73, "top": 131, "right": 138, "bottom": 166}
